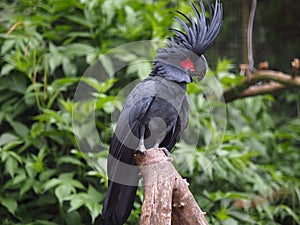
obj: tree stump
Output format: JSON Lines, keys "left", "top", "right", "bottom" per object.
{"left": 134, "top": 148, "right": 209, "bottom": 225}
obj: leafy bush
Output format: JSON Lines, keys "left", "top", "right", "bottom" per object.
{"left": 174, "top": 61, "right": 300, "bottom": 224}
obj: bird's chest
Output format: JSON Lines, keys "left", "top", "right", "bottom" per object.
{"left": 141, "top": 79, "right": 189, "bottom": 128}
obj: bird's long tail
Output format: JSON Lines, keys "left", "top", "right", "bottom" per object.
{"left": 99, "top": 181, "right": 138, "bottom": 225}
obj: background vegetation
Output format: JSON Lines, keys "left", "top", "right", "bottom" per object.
{"left": 0, "top": 0, "right": 299, "bottom": 224}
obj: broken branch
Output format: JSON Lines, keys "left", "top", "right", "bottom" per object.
{"left": 134, "top": 148, "right": 208, "bottom": 225}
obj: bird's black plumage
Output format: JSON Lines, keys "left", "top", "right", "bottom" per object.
{"left": 100, "top": 1, "right": 222, "bottom": 225}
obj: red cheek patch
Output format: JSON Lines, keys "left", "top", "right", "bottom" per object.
{"left": 180, "top": 57, "right": 195, "bottom": 72}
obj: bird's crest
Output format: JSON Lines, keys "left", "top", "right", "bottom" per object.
{"left": 167, "top": 0, "right": 223, "bottom": 56}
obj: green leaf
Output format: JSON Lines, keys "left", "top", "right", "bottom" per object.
{"left": 0, "top": 133, "right": 19, "bottom": 146}
{"left": 66, "top": 186, "right": 102, "bottom": 223}
{"left": 126, "top": 61, "right": 152, "bottom": 79}
{"left": 64, "top": 15, "right": 94, "bottom": 28}
{"left": 0, "top": 64, "right": 15, "bottom": 76}
{"left": 87, "top": 185, "right": 102, "bottom": 202}
{"left": 25, "top": 163, "right": 36, "bottom": 179}
{"left": 64, "top": 43, "right": 95, "bottom": 57}
{"left": 20, "top": 179, "right": 35, "bottom": 197}
{"left": 98, "top": 54, "right": 114, "bottom": 76}
{"left": 30, "top": 122, "right": 43, "bottom": 138}
{"left": 57, "top": 156, "right": 83, "bottom": 166}
{"left": 8, "top": 151, "right": 23, "bottom": 164}
{"left": 5, "top": 156, "right": 18, "bottom": 178}
{"left": 67, "top": 195, "right": 85, "bottom": 212}
{"left": 1, "top": 39, "right": 15, "bottom": 54}
{"left": 220, "top": 218, "right": 239, "bottom": 225}
{"left": 12, "top": 170, "right": 27, "bottom": 185}
{"left": 88, "top": 201, "right": 102, "bottom": 224}
{"left": 55, "top": 184, "right": 75, "bottom": 205}
{"left": 9, "top": 75, "right": 28, "bottom": 94}
{"left": 58, "top": 172, "right": 75, "bottom": 180}
{"left": 31, "top": 220, "right": 58, "bottom": 225}
{"left": 2, "top": 140, "right": 24, "bottom": 151}
{"left": 216, "top": 207, "right": 229, "bottom": 220}
{"left": 228, "top": 211, "right": 256, "bottom": 224}
{"left": 102, "top": 0, "right": 116, "bottom": 25}
{"left": 0, "top": 197, "right": 17, "bottom": 215}
{"left": 51, "top": 77, "right": 79, "bottom": 90}
{"left": 62, "top": 57, "right": 77, "bottom": 76}
{"left": 80, "top": 77, "right": 116, "bottom": 94}
{"left": 58, "top": 172, "right": 85, "bottom": 189}
{"left": 48, "top": 43, "right": 63, "bottom": 73}
{"left": 103, "top": 101, "right": 114, "bottom": 113}
{"left": 43, "top": 178, "right": 62, "bottom": 191}
{"left": 6, "top": 118, "right": 29, "bottom": 138}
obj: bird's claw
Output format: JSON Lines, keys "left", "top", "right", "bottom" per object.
{"left": 135, "top": 145, "right": 147, "bottom": 155}
{"left": 153, "top": 146, "right": 172, "bottom": 159}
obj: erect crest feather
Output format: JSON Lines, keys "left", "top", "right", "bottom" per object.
{"left": 167, "top": 0, "right": 223, "bottom": 56}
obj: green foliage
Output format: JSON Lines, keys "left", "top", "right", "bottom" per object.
{"left": 174, "top": 60, "right": 300, "bottom": 224}
{"left": 0, "top": 0, "right": 181, "bottom": 223}
{"left": 0, "top": 1, "right": 299, "bottom": 225}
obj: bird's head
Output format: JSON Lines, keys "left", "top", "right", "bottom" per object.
{"left": 153, "top": 0, "right": 223, "bottom": 83}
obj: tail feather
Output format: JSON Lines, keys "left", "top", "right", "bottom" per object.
{"left": 100, "top": 182, "right": 138, "bottom": 225}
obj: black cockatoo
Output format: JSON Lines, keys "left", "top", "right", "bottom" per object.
{"left": 100, "top": 1, "right": 222, "bottom": 224}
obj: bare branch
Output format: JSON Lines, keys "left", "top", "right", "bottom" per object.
{"left": 251, "top": 70, "right": 300, "bottom": 86}
{"left": 239, "top": 81, "right": 285, "bottom": 98}
{"left": 224, "top": 68, "right": 300, "bottom": 102}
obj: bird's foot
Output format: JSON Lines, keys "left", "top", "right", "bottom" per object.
{"left": 135, "top": 145, "right": 147, "bottom": 155}
{"left": 153, "top": 146, "right": 172, "bottom": 159}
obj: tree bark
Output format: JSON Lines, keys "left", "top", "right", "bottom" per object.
{"left": 134, "top": 148, "right": 208, "bottom": 225}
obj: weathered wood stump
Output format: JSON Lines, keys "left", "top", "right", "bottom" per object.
{"left": 134, "top": 148, "right": 208, "bottom": 225}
